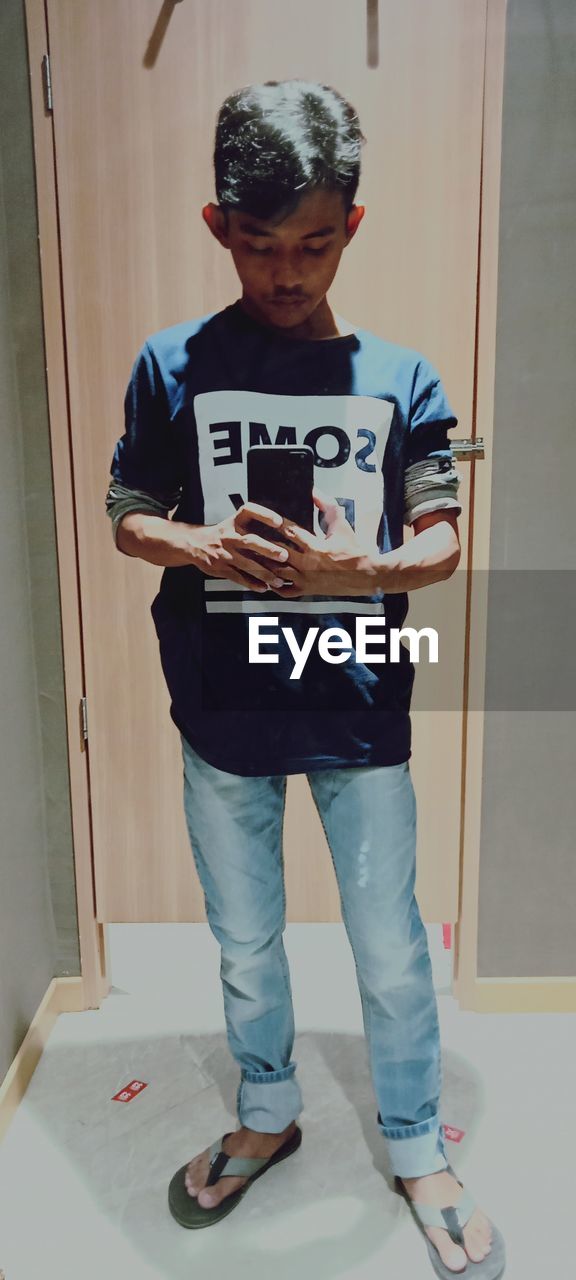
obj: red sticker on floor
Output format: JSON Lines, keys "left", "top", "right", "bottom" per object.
{"left": 111, "top": 1080, "right": 148, "bottom": 1103}
{"left": 442, "top": 923, "right": 452, "bottom": 950}
{"left": 442, "top": 1124, "right": 465, "bottom": 1143}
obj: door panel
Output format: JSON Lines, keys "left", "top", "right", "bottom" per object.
{"left": 46, "top": 0, "right": 486, "bottom": 920}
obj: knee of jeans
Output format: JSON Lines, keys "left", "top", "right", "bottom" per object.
{"left": 217, "top": 921, "right": 287, "bottom": 966}
{"left": 201, "top": 888, "right": 285, "bottom": 945}
{"left": 355, "top": 935, "right": 427, "bottom": 996}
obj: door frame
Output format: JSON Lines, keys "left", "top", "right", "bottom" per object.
{"left": 25, "top": 0, "right": 521, "bottom": 1012}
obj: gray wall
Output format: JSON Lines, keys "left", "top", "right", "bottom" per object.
{"left": 477, "top": 0, "right": 576, "bottom": 976}
{"left": 0, "top": 0, "right": 79, "bottom": 1083}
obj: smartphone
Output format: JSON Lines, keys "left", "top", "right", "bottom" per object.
{"left": 246, "top": 445, "right": 314, "bottom": 543}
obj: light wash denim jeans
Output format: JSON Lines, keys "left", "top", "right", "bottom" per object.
{"left": 180, "top": 731, "right": 449, "bottom": 1179}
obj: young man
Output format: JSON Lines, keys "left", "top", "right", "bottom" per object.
{"left": 106, "top": 81, "right": 504, "bottom": 1277}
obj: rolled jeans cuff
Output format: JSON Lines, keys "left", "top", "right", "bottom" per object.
{"left": 379, "top": 1114, "right": 449, "bottom": 1178}
{"left": 237, "top": 1062, "right": 303, "bottom": 1132}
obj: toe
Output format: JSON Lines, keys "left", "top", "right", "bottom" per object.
{"left": 184, "top": 1157, "right": 203, "bottom": 1197}
{"left": 197, "top": 1175, "right": 246, "bottom": 1208}
{"left": 426, "top": 1227, "right": 468, "bottom": 1273}
{"left": 464, "top": 1213, "right": 493, "bottom": 1261}
{"left": 197, "top": 1186, "right": 219, "bottom": 1208}
{"left": 471, "top": 1235, "right": 492, "bottom": 1261}
{"left": 185, "top": 1151, "right": 214, "bottom": 1199}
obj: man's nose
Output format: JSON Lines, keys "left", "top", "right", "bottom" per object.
{"left": 271, "top": 254, "right": 304, "bottom": 292}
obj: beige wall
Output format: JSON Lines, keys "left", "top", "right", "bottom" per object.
{"left": 0, "top": 0, "right": 79, "bottom": 1082}
{"left": 477, "top": 0, "right": 576, "bottom": 976}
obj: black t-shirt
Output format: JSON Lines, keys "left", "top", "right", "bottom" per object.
{"left": 109, "top": 300, "right": 460, "bottom": 775}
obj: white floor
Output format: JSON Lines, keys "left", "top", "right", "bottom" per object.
{"left": 0, "top": 924, "right": 574, "bottom": 1279}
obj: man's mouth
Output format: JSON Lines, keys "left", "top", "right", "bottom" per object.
{"left": 269, "top": 298, "right": 307, "bottom": 308}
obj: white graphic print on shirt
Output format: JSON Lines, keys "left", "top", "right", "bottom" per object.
{"left": 193, "top": 390, "right": 395, "bottom": 614}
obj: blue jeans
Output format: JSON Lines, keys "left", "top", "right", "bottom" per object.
{"left": 180, "top": 732, "right": 449, "bottom": 1179}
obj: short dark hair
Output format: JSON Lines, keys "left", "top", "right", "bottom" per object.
{"left": 214, "top": 80, "right": 365, "bottom": 222}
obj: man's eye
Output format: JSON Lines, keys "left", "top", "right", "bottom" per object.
{"left": 244, "top": 242, "right": 330, "bottom": 256}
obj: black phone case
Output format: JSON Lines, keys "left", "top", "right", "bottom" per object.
{"left": 247, "top": 445, "right": 314, "bottom": 539}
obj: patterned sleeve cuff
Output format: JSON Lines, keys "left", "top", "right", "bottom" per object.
{"left": 403, "top": 456, "right": 463, "bottom": 526}
{"left": 105, "top": 480, "right": 181, "bottom": 545}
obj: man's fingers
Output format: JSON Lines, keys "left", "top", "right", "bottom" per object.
{"left": 221, "top": 531, "right": 290, "bottom": 562}
{"left": 313, "top": 488, "right": 342, "bottom": 519}
{"left": 269, "top": 580, "right": 304, "bottom": 598}
{"left": 276, "top": 519, "right": 315, "bottom": 550}
{"left": 312, "top": 486, "right": 336, "bottom": 510}
{"left": 235, "top": 502, "right": 283, "bottom": 529}
{"left": 313, "top": 490, "right": 349, "bottom": 536}
{"left": 274, "top": 491, "right": 348, "bottom": 547}
{"left": 205, "top": 565, "right": 265, "bottom": 590}
{"left": 229, "top": 549, "right": 287, "bottom": 588}
{"left": 205, "top": 564, "right": 272, "bottom": 592}
{"left": 226, "top": 570, "right": 268, "bottom": 591}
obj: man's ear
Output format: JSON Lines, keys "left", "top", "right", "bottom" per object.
{"left": 345, "top": 204, "right": 365, "bottom": 244}
{"left": 202, "top": 202, "right": 230, "bottom": 248}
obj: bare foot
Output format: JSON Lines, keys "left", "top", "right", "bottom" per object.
{"left": 184, "top": 1121, "right": 297, "bottom": 1209}
{"left": 400, "top": 1169, "right": 494, "bottom": 1273}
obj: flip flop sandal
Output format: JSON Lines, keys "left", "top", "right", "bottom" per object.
{"left": 168, "top": 1123, "right": 303, "bottom": 1228}
{"left": 395, "top": 1162, "right": 506, "bottom": 1278}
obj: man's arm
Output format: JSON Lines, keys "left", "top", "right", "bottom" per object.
{"left": 381, "top": 353, "right": 462, "bottom": 592}
{"left": 371, "top": 509, "right": 461, "bottom": 594}
{"left": 265, "top": 497, "right": 461, "bottom": 599}
{"left": 115, "top": 506, "right": 298, "bottom": 591}
{"left": 106, "top": 340, "right": 185, "bottom": 551}
{"left": 115, "top": 511, "right": 202, "bottom": 566}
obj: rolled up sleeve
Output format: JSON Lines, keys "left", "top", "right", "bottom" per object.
{"left": 105, "top": 479, "right": 181, "bottom": 546}
{"left": 106, "top": 340, "right": 182, "bottom": 546}
{"left": 404, "top": 358, "right": 463, "bottom": 526}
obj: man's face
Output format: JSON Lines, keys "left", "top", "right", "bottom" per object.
{"left": 203, "top": 188, "right": 364, "bottom": 331}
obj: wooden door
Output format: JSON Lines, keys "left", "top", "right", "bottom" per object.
{"left": 44, "top": 0, "right": 487, "bottom": 922}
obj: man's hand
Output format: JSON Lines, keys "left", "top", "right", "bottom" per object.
{"left": 117, "top": 494, "right": 459, "bottom": 590}
{"left": 190, "top": 502, "right": 292, "bottom": 592}
{"left": 268, "top": 490, "right": 383, "bottom": 599}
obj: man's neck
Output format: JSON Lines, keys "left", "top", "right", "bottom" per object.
{"left": 238, "top": 294, "right": 356, "bottom": 341}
